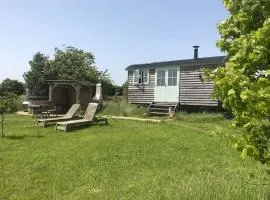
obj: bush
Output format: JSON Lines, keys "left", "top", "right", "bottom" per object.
{"left": 100, "top": 96, "right": 146, "bottom": 117}
{"left": 0, "top": 93, "right": 24, "bottom": 113}
{"left": 0, "top": 78, "right": 25, "bottom": 96}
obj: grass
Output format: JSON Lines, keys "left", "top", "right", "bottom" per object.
{"left": 100, "top": 96, "right": 146, "bottom": 117}
{"left": 0, "top": 114, "right": 269, "bottom": 200}
{"left": 175, "top": 111, "right": 227, "bottom": 123}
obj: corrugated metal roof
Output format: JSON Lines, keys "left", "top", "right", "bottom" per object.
{"left": 126, "top": 56, "right": 226, "bottom": 70}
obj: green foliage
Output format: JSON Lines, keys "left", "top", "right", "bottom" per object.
{"left": 0, "top": 79, "right": 25, "bottom": 113}
{"left": 51, "top": 46, "right": 96, "bottom": 81}
{"left": 206, "top": 0, "right": 270, "bottom": 164}
{"left": 122, "top": 81, "right": 128, "bottom": 98}
{"left": 15, "top": 95, "right": 26, "bottom": 111}
{"left": 23, "top": 52, "right": 51, "bottom": 96}
{"left": 100, "top": 96, "right": 146, "bottom": 117}
{"left": 24, "top": 46, "right": 115, "bottom": 97}
{"left": 0, "top": 78, "right": 25, "bottom": 96}
{"left": 101, "top": 79, "right": 117, "bottom": 98}
{"left": 238, "top": 122, "right": 270, "bottom": 163}
{"left": 0, "top": 93, "right": 20, "bottom": 113}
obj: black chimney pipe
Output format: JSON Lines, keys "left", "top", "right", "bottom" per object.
{"left": 193, "top": 46, "right": 200, "bottom": 59}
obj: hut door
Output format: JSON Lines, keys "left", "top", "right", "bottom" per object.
{"left": 154, "top": 67, "right": 179, "bottom": 102}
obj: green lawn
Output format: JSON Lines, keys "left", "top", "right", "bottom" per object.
{"left": 0, "top": 114, "right": 269, "bottom": 200}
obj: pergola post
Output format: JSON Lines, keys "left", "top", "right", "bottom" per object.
{"left": 49, "top": 84, "right": 53, "bottom": 102}
{"left": 93, "top": 83, "right": 102, "bottom": 102}
{"left": 73, "top": 85, "right": 81, "bottom": 104}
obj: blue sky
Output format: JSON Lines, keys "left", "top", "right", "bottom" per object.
{"left": 0, "top": 0, "right": 228, "bottom": 85}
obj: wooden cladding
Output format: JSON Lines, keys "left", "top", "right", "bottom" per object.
{"left": 127, "top": 69, "right": 155, "bottom": 104}
{"left": 127, "top": 64, "right": 219, "bottom": 107}
{"left": 179, "top": 66, "right": 218, "bottom": 106}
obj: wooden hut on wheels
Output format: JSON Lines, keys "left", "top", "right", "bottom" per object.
{"left": 125, "top": 46, "right": 226, "bottom": 114}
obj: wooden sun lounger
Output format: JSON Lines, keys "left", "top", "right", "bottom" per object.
{"left": 55, "top": 103, "right": 107, "bottom": 132}
{"left": 37, "top": 104, "right": 80, "bottom": 127}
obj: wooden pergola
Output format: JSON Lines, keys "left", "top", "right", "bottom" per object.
{"left": 47, "top": 80, "right": 95, "bottom": 113}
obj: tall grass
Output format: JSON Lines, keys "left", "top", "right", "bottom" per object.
{"left": 100, "top": 96, "right": 146, "bottom": 117}
{"left": 175, "top": 111, "right": 228, "bottom": 123}
{"left": 16, "top": 95, "right": 26, "bottom": 111}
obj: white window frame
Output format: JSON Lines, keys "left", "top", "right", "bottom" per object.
{"left": 156, "top": 69, "right": 166, "bottom": 86}
{"left": 167, "top": 68, "right": 178, "bottom": 86}
{"left": 155, "top": 67, "right": 179, "bottom": 87}
{"left": 133, "top": 69, "right": 149, "bottom": 85}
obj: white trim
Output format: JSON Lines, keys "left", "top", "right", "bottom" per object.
{"left": 156, "top": 69, "right": 166, "bottom": 86}
{"left": 133, "top": 69, "right": 139, "bottom": 84}
{"left": 155, "top": 67, "right": 179, "bottom": 87}
{"left": 133, "top": 69, "right": 149, "bottom": 85}
{"left": 167, "top": 68, "right": 178, "bottom": 86}
{"left": 154, "top": 66, "right": 180, "bottom": 102}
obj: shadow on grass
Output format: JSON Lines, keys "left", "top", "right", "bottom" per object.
{"left": 2, "top": 135, "right": 44, "bottom": 140}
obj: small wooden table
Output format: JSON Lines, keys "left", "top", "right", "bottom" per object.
{"left": 40, "top": 106, "right": 57, "bottom": 118}
{"left": 28, "top": 105, "right": 42, "bottom": 117}
{"left": 29, "top": 104, "right": 57, "bottom": 118}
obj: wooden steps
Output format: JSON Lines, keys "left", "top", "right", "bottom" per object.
{"left": 147, "top": 102, "right": 179, "bottom": 115}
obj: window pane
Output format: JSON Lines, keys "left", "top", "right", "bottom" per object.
{"left": 143, "top": 76, "right": 148, "bottom": 83}
{"left": 139, "top": 70, "right": 148, "bottom": 83}
{"left": 144, "top": 71, "right": 148, "bottom": 76}
{"left": 134, "top": 69, "right": 149, "bottom": 84}
{"left": 168, "top": 69, "right": 177, "bottom": 78}
{"left": 168, "top": 78, "right": 172, "bottom": 86}
{"left": 157, "top": 70, "right": 165, "bottom": 78}
{"left": 157, "top": 79, "right": 160, "bottom": 86}
{"left": 168, "top": 77, "right": 177, "bottom": 86}
{"left": 168, "top": 69, "right": 172, "bottom": 77}
{"left": 142, "top": 71, "right": 148, "bottom": 83}
{"left": 168, "top": 69, "right": 177, "bottom": 86}
{"left": 157, "top": 70, "right": 165, "bottom": 86}
{"left": 134, "top": 70, "right": 139, "bottom": 83}
{"left": 173, "top": 78, "right": 177, "bottom": 86}
{"left": 157, "top": 78, "right": 165, "bottom": 86}
{"left": 173, "top": 70, "right": 177, "bottom": 77}
{"left": 161, "top": 78, "right": 165, "bottom": 86}
{"left": 139, "top": 70, "right": 143, "bottom": 77}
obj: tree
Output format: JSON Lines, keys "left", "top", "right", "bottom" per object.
{"left": 0, "top": 78, "right": 25, "bottom": 96}
{"left": 24, "top": 46, "right": 115, "bottom": 97}
{"left": 206, "top": 0, "right": 270, "bottom": 164}
{"left": 23, "top": 52, "right": 51, "bottom": 96}
{"left": 0, "top": 79, "right": 24, "bottom": 113}
{"left": 0, "top": 92, "right": 18, "bottom": 113}
{"left": 51, "top": 46, "right": 97, "bottom": 82}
